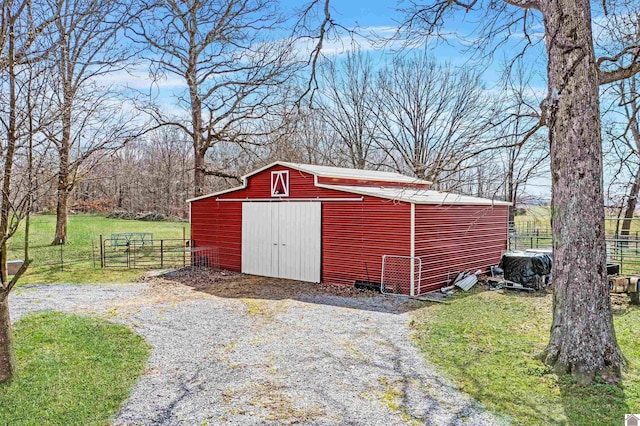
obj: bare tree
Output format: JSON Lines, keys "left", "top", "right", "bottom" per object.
{"left": 598, "top": 12, "right": 640, "bottom": 239}
{"left": 317, "top": 50, "right": 380, "bottom": 169}
{"left": 602, "top": 76, "right": 640, "bottom": 238}
{"left": 261, "top": 105, "right": 337, "bottom": 165}
{"left": 131, "top": 0, "right": 302, "bottom": 197}
{"left": 43, "top": 0, "right": 138, "bottom": 245}
{"left": 0, "top": 0, "right": 57, "bottom": 383}
{"left": 498, "top": 64, "right": 549, "bottom": 223}
{"left": 374, "top": 53, "right": 495, "bottom": 187}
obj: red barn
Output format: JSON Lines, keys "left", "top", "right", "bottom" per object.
{"left": 188, "top": 162, "right": 510, "bottom": 295}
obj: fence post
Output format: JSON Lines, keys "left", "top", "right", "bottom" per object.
{"left": 99, "top": 234, "right": 104, "bottom": 268}
{"left": 183, "top": 227, "right": 186, "bottom": 267}
{"left": 160, "top": 239, "right": 164, "bottom": 268}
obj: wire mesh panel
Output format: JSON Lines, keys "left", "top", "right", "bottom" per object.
{"left": 381, "top": 255, "right": 422, "bottom": 296}
{"left": 190, "top": 246, "right": 220, "bottom": 269}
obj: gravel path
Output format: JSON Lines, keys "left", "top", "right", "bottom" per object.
{"left": 9, "top": 274, "right": 497, "bottom": 425}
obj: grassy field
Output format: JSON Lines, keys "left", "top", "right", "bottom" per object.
{"left": 7, "top": 214, "right": 188, "bottom": 284}
{"left": 515, "top": 205, "right": 640, "bottom": 235}
{"left": 411, "top": 290, "right": 640, "bottom": 425}
{"left": 0, "top": 312, "right": 150, "bottom": 425}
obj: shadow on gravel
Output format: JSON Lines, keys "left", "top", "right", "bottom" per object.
{"left": 143, "top": 268, "right": 424, "bottom": 315}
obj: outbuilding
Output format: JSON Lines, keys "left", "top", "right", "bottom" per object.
{"left": 188, "top": 162, "right": 510, "bottom": 296}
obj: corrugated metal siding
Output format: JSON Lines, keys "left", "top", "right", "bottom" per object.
{"left": 191, "top": 165, "right": 412, "bottom": 285}
{"left": 191, "top": 197, "right": 242, "bottom": 271}
{"left": 414, "top": 204, "right": 508, "bottom": 293}
{"left": 322, "top": 196, "right": 411, "bottom": 286}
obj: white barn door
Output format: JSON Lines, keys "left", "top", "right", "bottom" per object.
{"left": 242, "top": 202, "right": 321, "bottom": 283}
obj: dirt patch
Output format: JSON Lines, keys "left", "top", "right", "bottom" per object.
{"left": 140, "top": 268, "right": 380, "bottom": 301}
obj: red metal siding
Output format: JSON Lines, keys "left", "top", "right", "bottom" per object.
{"left": 322, "top": 197, "right": 411, "bottom": 286}
{"left": 414, "top": 204, "right": 508, "bottom": 293}
{"left": 190, "top": 165, "right": 411, "bottom": 285}
{"left": 191, "top": 197, "right": 242, "bottom": 271}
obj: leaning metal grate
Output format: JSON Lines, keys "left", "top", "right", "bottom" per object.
{"left": 381, "top": 255, "right": 422, "bottom": 296}
{"left": 190, "top": 246, "right": 220, "bottom": 270}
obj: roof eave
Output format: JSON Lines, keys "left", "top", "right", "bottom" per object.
{"left": 316, "top": 183, "right": 512, "bottom": 206}
{"left": 280, "top": 162, "right": 433, "bottom": 185}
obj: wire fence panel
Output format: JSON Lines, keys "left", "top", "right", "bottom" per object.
{"left": 381, "top": 255, "right": 422, "bottom": 296}
{"left": 190, "top": 246, "right": 220, "bottom": 270}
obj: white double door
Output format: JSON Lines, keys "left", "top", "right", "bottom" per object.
{"left": 242, "top": 202, "right": 321, "bottom": 283}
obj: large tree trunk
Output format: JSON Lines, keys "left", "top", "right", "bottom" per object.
{"left": 541, "top": 0, "right": 623, "bottom": 384}
{"left": 52, "top": 93, "right": 72, "bottom": 245}
{"left": 193, "top": 150, "right": 206, "bottom": 198}
{"left": 52, "top": 145, "right": 69, "bottom": 245}
{"left": 0, "top": 294, "right": 12, "bottom": 383}
{"left": 53, "top": 186, "right": 68, "bottom": 245}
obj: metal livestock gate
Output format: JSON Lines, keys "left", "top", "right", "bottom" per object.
{"left": 101, "top": 237, "right": 220, "bottom": 270}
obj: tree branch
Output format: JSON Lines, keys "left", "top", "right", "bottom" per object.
{"left": 199, "top": 167, "right": 241, "bottom": 183}
{"left": 599, "top": 61, "right": 640, "bottom": 85}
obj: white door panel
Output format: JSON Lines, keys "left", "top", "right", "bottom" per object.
{"left": 242, "top": 203, "right": 276, "bottom": 277}
{"left": 241, "top": 202, "right": 320, "bottom": 283}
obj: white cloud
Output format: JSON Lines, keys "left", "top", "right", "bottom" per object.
{"left": 91, "top": 67, "right": 187, "bottom": 91}
{"left": 291, "top": 25, "right": 426, "bottom": 58}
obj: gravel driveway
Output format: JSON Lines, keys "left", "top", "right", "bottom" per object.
{"left": 9, "top": 271, "right": 497, "bottom": 425}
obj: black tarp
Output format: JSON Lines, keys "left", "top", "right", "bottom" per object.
{"left": 499, "top": 251, "right": 552, "bottom": 290}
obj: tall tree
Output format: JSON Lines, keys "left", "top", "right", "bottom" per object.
{"left": 44, "top": 0, "right": 137, "bottom": 245}
{"left": 603, "top": 76, "right": 640, "bottom": 238}
{"left": 598, "top": 11, "right": 640, "bottom": 238}
{"left": 0, "top": 0, "right": 56, "bottom": 383}
{"left": 317, "top": 50, "right": 380, "bottom": 169}
{"left": 374, "top": 53, "right": 494, "bottom": 187}
{"left": 499, "top": 64, "right": 549, "bottom": 223}
{"left": 131, "top": 0, "right": 301, "bottom": 197}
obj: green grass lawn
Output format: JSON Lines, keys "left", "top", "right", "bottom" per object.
{"left": 411, "top": 290, "right": 640, "bottom": 425}
{"left": 8, "top": 214, "right": 188, "bottom": 284}
{"left": 0, "top": 312, "right": 150, "bottom": 425}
